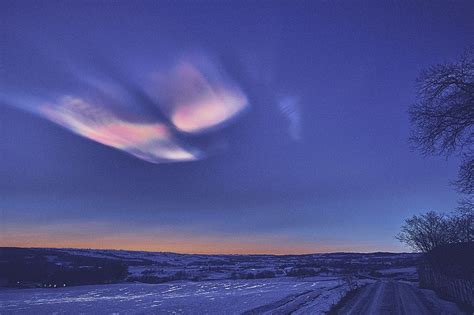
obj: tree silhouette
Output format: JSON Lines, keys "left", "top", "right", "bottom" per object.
{"left": 409, "top": 48, "right": 474, "bottom": 195}
{"left": 396, "top": 209, "right": 473, "bottom": 253}
{"left": 396, "top": 211, "right": 451, "bottom": 253}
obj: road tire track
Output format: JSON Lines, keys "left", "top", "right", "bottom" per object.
{"left": 337, "top": 280, "right": 465, "bottom": 315}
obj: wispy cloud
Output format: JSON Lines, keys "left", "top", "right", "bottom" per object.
{"left": 278, "top": 96, "right": 302, "bottom": 141}
{"left": 15, "top": 54, "right": 248, "bottom": 164}
{"left": 40, "top": 96, "right": 201, "bottom": 163}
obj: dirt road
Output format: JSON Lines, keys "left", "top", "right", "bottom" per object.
{"left": 337, "top": 280, "right": 464, "bottom": 315}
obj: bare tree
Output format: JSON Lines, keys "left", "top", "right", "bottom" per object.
{"left": 452, "top": 199, "right": 474, "bottom": 242}
{"left": 396, "top": 209, "right": 474, "bottom": 253}
{"left": 456, "top": 156, "right": 474, "bottom": 194}
{"left": 409, "top": 48, "right": 474, "bottom": 195}
{"left": 396, "top": 211, "right": 451, "bottom": 253}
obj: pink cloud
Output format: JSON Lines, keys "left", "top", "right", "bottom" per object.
{"left": 40, "top": 96, "right": 200, "bottom": 163}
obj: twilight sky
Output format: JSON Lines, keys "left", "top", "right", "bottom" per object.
{"left": 1, "top": 1, "right": 473, "bottom": 254}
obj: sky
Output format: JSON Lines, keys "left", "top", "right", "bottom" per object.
{"left": 1, "top": 1, "right": 473, "bottom": 254}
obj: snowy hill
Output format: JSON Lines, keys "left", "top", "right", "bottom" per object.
{"left": 0, "top": 247, "right": 419, "bottom": 288}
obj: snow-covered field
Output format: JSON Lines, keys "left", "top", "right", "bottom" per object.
{"left": 0, "top": 248, "right": 422, "bottom": 314}
{"left": 0, "top": 277, "right": 358, "bottom": 314}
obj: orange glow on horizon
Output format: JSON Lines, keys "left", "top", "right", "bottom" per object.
{"left": 0, "top": 227, "right": 390, "bottom": 255}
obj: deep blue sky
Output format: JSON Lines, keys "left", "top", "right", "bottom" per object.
{"left": 1, "top": 1, "right": 473, "bottom": 253}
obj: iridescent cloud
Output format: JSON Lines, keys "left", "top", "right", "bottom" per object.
{"left": 20, "top": 55, "right": 248, "bottom": 164}
{"left": 40, "top": 96, "right": 200, "bottom": 163}
{"left": 150, "top": 59, "right": 248, "bottom": 134}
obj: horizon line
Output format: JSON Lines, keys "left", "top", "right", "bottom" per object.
{"left": 0, "top": 245, "right": 414, "bottom": 256}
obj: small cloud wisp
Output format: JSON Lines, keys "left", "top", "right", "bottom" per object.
{"left": 278, "top": 96, "right": 302, "bottom": 141}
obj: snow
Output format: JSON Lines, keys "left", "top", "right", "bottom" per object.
{"left": 32, "top": 248, "right": 419, "bottom": 283}
{"left": 0, "top": 277, "right": 349, "bottom": 314}
{"left": 336, "top": 280, "right": 466, "bottom": 315}
{"left": 1, "top": 248, "right": 424, "bottom": 313}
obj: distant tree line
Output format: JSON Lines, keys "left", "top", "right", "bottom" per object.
{"left": 0, "top": 248, "right": 128, "bottom": 288}
{"left": 230, "top": 270, "right": 276, "bottom": 280}
{"left": 129, "top": 271, "right": 189, "bottom": 284}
